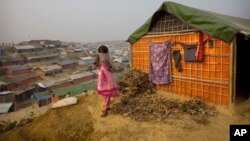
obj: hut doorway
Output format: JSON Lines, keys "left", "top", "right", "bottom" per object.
{"left": 235, "top": 34, "right": 250, "bottom": 103}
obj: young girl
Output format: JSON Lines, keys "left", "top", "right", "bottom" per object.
{"left": 94, "top": 45, "right": 119, "bottom": 117}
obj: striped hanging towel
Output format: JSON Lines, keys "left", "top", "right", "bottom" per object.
{"left": 149, "top": 41, "right": 172, "bottom": 84}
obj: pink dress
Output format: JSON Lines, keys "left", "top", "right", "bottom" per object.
{"left": 96, "top": 63, "right": 119, "bottom": 97}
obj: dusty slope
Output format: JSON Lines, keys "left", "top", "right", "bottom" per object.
{"left": 0, "top": 91, "right": 250, "bottom": 141}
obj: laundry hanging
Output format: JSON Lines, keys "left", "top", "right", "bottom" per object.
{"left": 173, "top": 50, "right": 182, "bottom": 72}
{"left": 149, "top": 41, "right": 172, "bottom": 84}
{"left": 195, "top": 32, "right": 204, "bottom": 61}
{"left": 182, "top": 44, "right": 197, "bottom": 62}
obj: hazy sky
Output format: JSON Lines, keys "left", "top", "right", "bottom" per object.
{"left": 1, "top": 0, "right": 250, "bottom": 43}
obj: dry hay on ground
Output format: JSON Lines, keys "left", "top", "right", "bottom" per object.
{"left": 113, "top": 70, "right": 216, "bottom": 123}
{"left": 117, "top": 69, "right": 156, "bottom": 97}
{"left": 112, "top": 94, "right": 216, "bottom": 123}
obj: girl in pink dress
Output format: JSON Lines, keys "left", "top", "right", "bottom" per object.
{"left": 94, "top": 45, "right": 119, "bottom": 117}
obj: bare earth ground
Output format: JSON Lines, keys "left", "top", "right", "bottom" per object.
{"left": 0, "top": 91, "right": 250, "bottom": 141}
{"left": 0, "top": 103, "right": 49, "bottom": 122}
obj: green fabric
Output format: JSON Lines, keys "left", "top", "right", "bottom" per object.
{"left": 128, "top": 1, "right": 250, "bottom": 43}
{"left": 36, "top": 81, "right": 96, "bottom": 96}
{"left": 53, "top": 81, "right": 96, "bottom": 96}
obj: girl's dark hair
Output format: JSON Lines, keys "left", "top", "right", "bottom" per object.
{"left": 98, "top": 45, "right": 109, "bottom": 53}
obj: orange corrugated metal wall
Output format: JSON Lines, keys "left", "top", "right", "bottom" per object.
{"left": 131, "top": 32, "right": 230, "bottom": 106}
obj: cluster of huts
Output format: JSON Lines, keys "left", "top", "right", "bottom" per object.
{"left": 0, "top": 41, "right": 100, "bottom": 113}
{"left": 32, "top": 71, "right": 97, "bottom": 107}
{"left": 0, "top": 41, "right": 128, "bottom": 111}
{"left": 0, "top": 69, "right": 97, "bottom": 110}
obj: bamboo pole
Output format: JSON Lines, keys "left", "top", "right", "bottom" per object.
{"left": 172, "top": 75, "right": 229, "bottom": 85}
{"left": 195, "top": 34, "right": 198, "bottom": 97}
{"left": 129, "top": 45, "right": 132, "bottom": 70}
{"left": 175, "top": 79, "right": 228, "bottom": 89}
{"left": 220, "top": 40, "right": 223, "bottom": 106}
{"left": 213, "top": 38, "right": 216, "bottom": 105}
{"left": 229, "top": 38, "right": 236, "bottom": 107}
{"left": 145, "top": 30, "right": 197, "bottom": 37}
{"left": 189, "top": 34, "right": 192, "bottom": 98}
{"left": 174, "top": 83, "right": 228, "bottom": 96}
{"left": 178, "top": 35, "right": 181, "bottom": 96}
{"left": 174, "top": 36, "right": 177, "bottom": 94}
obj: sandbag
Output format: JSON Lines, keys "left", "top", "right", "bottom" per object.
{"left": 51, "top": 97, "right": 77, "bottom": 108}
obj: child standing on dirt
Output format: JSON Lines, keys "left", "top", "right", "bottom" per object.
{"left": 94, "top": 45, "right": 119, "bottom": 117}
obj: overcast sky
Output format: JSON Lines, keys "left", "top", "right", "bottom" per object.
{"left": 1, "top": 0, "right": 250, "bottom": 43}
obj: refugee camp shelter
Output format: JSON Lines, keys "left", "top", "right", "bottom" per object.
{"left": 0, "top": 72, "right": 40, "bottom": 90}
{"left": 0, "top": 91, "right": 15, "bottom": 113}
{"left": 0, "top": 57, "right": 24, "bottom": 67}
{"left": 13, "top": 86, "right": 34, "bottom": 103}
{"left": 70, "top": 72, "right": 95, "bottom": 84}
{"left": 38, "top": 77, "right": 71, "bottom": 90}
{"left": 128, "top": 2, "right": 250, "bottom": 108}
{"left": 0, "top": 81, "right": 7, "bottom": 91}
{"left": 0, "top": 91, "right": 14, "bottom": 103}
{"left": 24, "top": 53, "right": 59, "bottom": 62}
{"left": 79, "top": 56, "right": 95, "bottom": 66}
{"left": 0, "top": 103, "right": 15, "bottom": 114}
{"left": 13, "top": 45, "right": 43, "bottom": 53}
{"left": 32, "top": 93, "right": 51, "bottom": 107}
{"left": 35, "top": 65, "right": 63, "bottom": 78}
{"left": 56, "top": 59, "right": 79, "bottom": 69}
{"left": 4, "top": 65, "right": 32, "bottom": 77}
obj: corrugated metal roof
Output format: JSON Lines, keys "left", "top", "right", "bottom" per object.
{"left": 5, "top": 65, "right": 31, "bottom": 72}
{"left": 39, "top": 77, "right": 71, "bottom": 88}
{"left": 38, "top": 72, "right": 94, "bottom": 88}
{"left": 0, "top": 102, "right": 13, "bottom": 113}
{"left": 0, "top": 91, "right": 12, "bottom": 95}
{"left": 38, "top": 65, "right": 62, "bottom": 73}
{"left": 0, "top": 57, "right": 24, "bottom": 62}
{"left": 13, "top": 86, "right": 33, "bottom": 95}
{"left": 91, "top": 69, "right": 98, "bottom": 75}
{"left": 122, "top": 56, "right": 129, "bottom": 62}
{"left": 74, "top": 48, "right": 82, "bottom": 51}
{"left": 14, "top": 45, "right": 35, "bottom": 50}
{"left": 80, "top": 56, "right": 95, "bottom": 61}
{"left": 26, "top": 53, "right": 59, "bottom": 60}
{"left": 113, "top": 58, "right": 123, "bottom": 63}
{"left": 48, "top": 44, "right": 55, "bottom": 47}
{"left": 70, "top": 72, "right": 94, "bottom": 80}
{"left": 34, "top": 93, "right": 50, "bottom": 101}
{"left": 57, "top": 60, "right": 78, "bottom": 66}
{"left": 54, "top": 77, "right": 71, "bottom": 85}
{"left": 1, "top": 72, "right": 39, "bottom": 84}
{"left": 0, "top": 81, "right": 6, "bottom": 85}
{"left": 14, "top": 45, "right": 43, "bottom": 50}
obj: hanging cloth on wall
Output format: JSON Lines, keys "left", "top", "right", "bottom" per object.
{"left": 195, "top": 32, "right": 204, "bottom": 61}
{"left": 173, "top": 50, "right": 182, "bottom": 72}
{"left": 182, "top": 44, "right": 197, "bottom": 62}
{"left": 149, "top": 41, "right": 172, "bottom": 84}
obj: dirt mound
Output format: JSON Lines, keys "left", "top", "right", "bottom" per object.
{"left": 0, "top": 94, "right": 95, "bottom": 141}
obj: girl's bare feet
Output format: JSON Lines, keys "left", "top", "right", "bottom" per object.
{"left": 100, "top": 109, "right": 108, "bottom": 117}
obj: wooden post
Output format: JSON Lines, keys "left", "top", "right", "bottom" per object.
{"left": 129, "top": 45, "right": 132, "bottom": 71}
{"left": 229, "top": 38, "right": 236, "bottom": 109}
